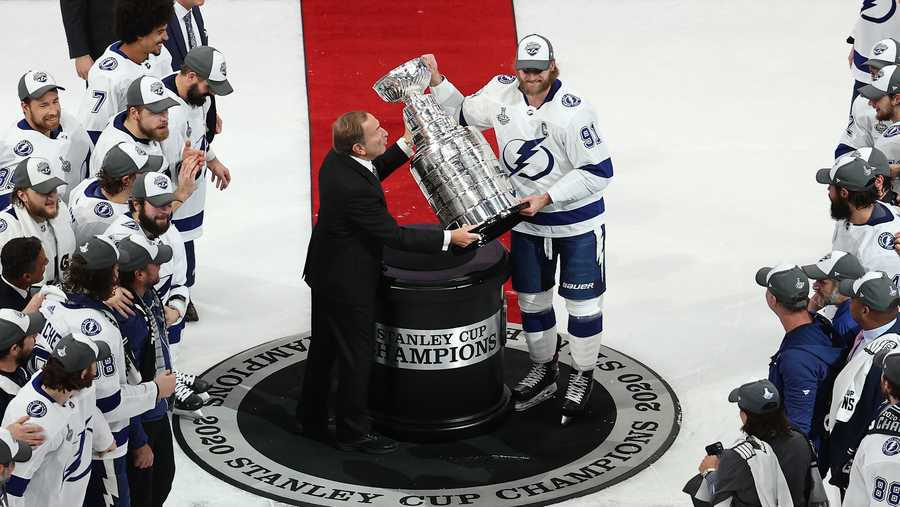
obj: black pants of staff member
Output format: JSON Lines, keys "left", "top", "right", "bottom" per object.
{"left": 128, "top": 417, "right": 175, "bottom": 507}
{"left": 298, "top": 294, "right": 375, "bottom": 438}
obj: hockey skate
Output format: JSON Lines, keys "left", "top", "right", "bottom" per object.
{"left": 512, "top": 360, "right": 559, "bottom": 411}
{"left": 560, "top": 369, "right": 594, "bottom": 426}
{"left": 173, "top": 383, "right": 205, "bottom": 420}
{"left": 175, "top": 370, "right": 211, "bottom": 402}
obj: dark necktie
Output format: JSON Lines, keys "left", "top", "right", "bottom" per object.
{"left": 184, "top": 12, "right": 197, "bottom": 50}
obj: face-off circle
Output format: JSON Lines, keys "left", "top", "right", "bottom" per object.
{"left": 174, "top": 325, "right": 680, "bottom": 506}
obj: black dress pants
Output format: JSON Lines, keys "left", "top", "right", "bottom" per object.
{"left": 127, "top": 416, "right": 175, "bottom": 507}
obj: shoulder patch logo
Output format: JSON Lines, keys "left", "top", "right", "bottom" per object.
{"left": 124, "top": 220, "right": 140, "bottom": 231}
{"left": 496, "top": 75, "right": 516, "bottom": 84}
{"left": 561, "top": 94, "right": 582, "bottom": 107}
{"left": 13, "top": 140, "right": 33, "bottom": 157}
{"left": 26, "top": 400, "right": 47, "bottom": 418}
{"left": 81, "top": 318, "right": 101, "bottom": 336}
{"left": 878, "top": 231, "right": 896, "bottom": 250}
{"left": 99, "top": 57, "right": 118, "bottom": 71}
{"left": 94, "top": 202, "right": 114, "bottom": 218}
{"left": 0, "top": 219, "right": 8, "bottom": 234}
{"left": 884, "top": 124, "right": 900, "bottom": 138}
{"left": 884, "top": 437, "right": 900, "bottom": 456}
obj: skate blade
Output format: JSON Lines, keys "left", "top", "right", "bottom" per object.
{"left": 196, "top": 391, "right": 210, "bottom": 402}
{"left": 174, "top": 407, "right": 205, "bottom": 420}
{"left": 513, "top": 383, "right": 558, "bottom": 412}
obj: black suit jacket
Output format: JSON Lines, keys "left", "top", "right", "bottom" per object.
{"left": 0, "top": 281, "right": 28, "bottom": 312}
{"left": 60, "top": 0, "right": 117, "bottom": 60}
{"left": 304, "top": 144, "right": 444, "bottom": 305}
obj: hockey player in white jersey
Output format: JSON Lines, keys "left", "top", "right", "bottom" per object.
{"left": 2, "top": 334, "right": 115, "bottom": 507}
{"left": 0, "top": 158, "right": 75, "bottom": 286}
{"left": 160, "top": 46, "right": 234, "bottom": 322}
{"left": 0, "top": 71, "right": 91, "bottom": 206}
{"left": 848, "top": 0, "right": 900, "bottom": 95}
{"left": 424, "top": 34, "right": 613, "bottom": 425}
{"left": 70, "top": 142, "right": 163, "bottom": 245}
{"left": 845, "top": 349, "right": 900, "bottom": 505}
{"left": 54, "top": 235, "right": 176, "bottom": 507}
{"left": 78, "top": 0, "right": 175, "bottom": 145}
{"left": 0, "top": 428, "right": 33, "bottom": 507}
{"left": 838, "top": 39, "right": 900, "bottom": 158}
{"left": 817, "top": 154, "right": 900, "bottom": 290}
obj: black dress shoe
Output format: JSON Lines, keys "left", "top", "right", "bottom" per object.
{"left": 335, "top": 432, "right": 399, "bottom": 454}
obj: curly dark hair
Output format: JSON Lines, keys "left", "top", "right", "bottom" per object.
{"left": 41, "top": 357, "right": 93, "bottom": 392}
{"left": 741, "top": 407, "right": 794, "bottom": 443}
{"left": 96, "top": 170, "right": 128, "bottom": 196}
{"left": 62, "top": 255, "right": 117, "bottom": 301}
{"left": 115, "top": 0, "right": 175, "bottom": 43}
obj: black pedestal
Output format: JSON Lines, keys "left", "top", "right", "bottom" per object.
{"left": 370, "top": 229, "right": 512, "bottom": 442}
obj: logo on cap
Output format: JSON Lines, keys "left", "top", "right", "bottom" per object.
{"left": 36, "top": 161, "right": 51, "bottom": 175}
{"left": 150, "top": 82, "right": 164, "bottom": 96}
{"left": 220, "top": 62, "right": 227, "bottom": 77}
{"left": 99, "top": 57, "right": 118, "bottom": 71}
{"left": 763, "top": 387, "right": 775, "bottom": 400}
{"left": 525, "top": 41, "right": 541, "bottom": 56}
{"left": 154, "top": 175, "right": 169, "bottom": 189}
{"left": 875, "top": 43, "right": 890, "bottom": 56}
{"left": 13, "top": 140, "right": 33, "bottom": 157}
{"left": 57, "top": 346, "right": 66, "bottom": 357}
{"left": 32, "top": 72, "right": 47, "bottom": 83}
{"left": 795, "top": 277, "right": 805, "bottom": 289}
{"left": 79, "top": 243, "right": 89, "bottom": 254}
{"left": 134, "top": 146, "right": 147, "bottom": 156}
{"left": 81, "top": 318, "right": 101, "bottom": 336}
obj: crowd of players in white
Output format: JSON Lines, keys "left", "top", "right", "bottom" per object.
{"left": 0, "top": 24, "right": 232, "bottom": 506}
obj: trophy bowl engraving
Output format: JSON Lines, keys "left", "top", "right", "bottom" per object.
{"left": 374, "top": 57, "right": 524, "bottom": 249}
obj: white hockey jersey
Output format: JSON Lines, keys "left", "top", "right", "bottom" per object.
{"left": 832, "top": 201, "right": 900, "bottom": 289}
{"left": 78, "top": 42, "right": 170, "bottom": 144}
{"left": 874, "top": 120, "right": 900, "bottom": 165}
{"left": 430, "top": 76, "right": 613, "bottom": 237}
{"left": 68, "top": 178, "right": 130, "bottom": 245}
{"left": 840, "top": 94, "right": 891, "bottom": 156}
{"left": 105, "top": 215, "right": 190, "bottom": 326}
{"left": 851, "top": 1, "right": 900, "bottom": 85}
{"left": 0, "top": 202, "right": 76, "bottom": 285}
{"left": 845, "top": 403, "right": 900, "bottom": 506}
{"left": 89, "top": 111, "right": 168, "bottom": 177}
{"left": 2, "top": 371, "right": 113, "bottom": 507}
{"left": 159, "top": 74, "right": 214, "bottom": 241}
{"left": 0, "top": 113, "right": 91, "bottom": 205}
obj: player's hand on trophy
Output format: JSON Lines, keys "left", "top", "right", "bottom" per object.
{"left": 421, "top": 54, "right": 443, "bottom": 87}
{"left": 518, "top": 193, "right": 553, "bottom": 217}
{"left": 450, "top": 224, "right": 481, "bottom": 248}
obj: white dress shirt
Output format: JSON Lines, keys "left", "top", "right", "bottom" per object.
{"left": 173, "top": 2, "right": 198, "bottom": 51}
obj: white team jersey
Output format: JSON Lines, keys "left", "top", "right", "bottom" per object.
{"left": 105, "top": 215, "right": 190, "bottom": 325}
{"left": 78, "top": 42, "right": 170, "bottom": 142}
{"left": 875, "top": 120, "right": 900, "bottom": 164}
{"left": 2, "top": 371, "right": 113, "bottom": 507}
{"left": 89, "top": 111, "right": 168, "bottom": 177}
{"left": 841, "top": 94, "right": 891, "bottom": 155}
{"left": 832, "top": 201, "right": 900, "bottom": 288}
{"left": 431, "top": 76, "right": 613, "bottom": 237}
{"left": 851, "top": 1, "right": 900, "bottom": 84}
{"left": 845, "top": 404, "right": 900, "bottom": 506}
{"left": 68, "top": 178, "right": 129, "bottom": 245}
{"left": 31, "top": 297, "right": 157, "bottom": 460}
{"left": 159, "top": 73, "right": 214, "bottom": 241}
{"left": 0, "top": 113, "right": 91, "bottom": 204}
{"left": 0, "top": 202, "right": 76, "bottom": 285}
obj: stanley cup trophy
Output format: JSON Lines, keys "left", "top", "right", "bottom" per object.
{"left": 373, "top": 58, "right": 525, "bottom": 248}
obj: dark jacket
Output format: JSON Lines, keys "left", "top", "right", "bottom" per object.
{"left": 164, "top": 6, "right": 218, "bottom": 144}
{"left": 0, "top": 280, "right": 28, "bottom": 312}
{"left": 303, "top": 145, "right": 444, "bottom": 305}
{"left": 768, "top": 316, "right": 843, "bottom": 457}
{"left": 59, "top": 0, "right": 117, "bottom": 60}
{"left": 831, "top": 299, "right": 860, "bottom": 352}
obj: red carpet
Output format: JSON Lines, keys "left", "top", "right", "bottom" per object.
{"left": 301, "top": 0, "right": 522, "bottom": 321}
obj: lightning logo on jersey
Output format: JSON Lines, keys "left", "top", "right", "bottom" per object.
{"left": 502, "top": 138, "right": 555, "bottom": 181}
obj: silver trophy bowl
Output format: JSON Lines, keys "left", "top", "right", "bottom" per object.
{"left": 373, "top": 58, "right": 524, "bottom": 249}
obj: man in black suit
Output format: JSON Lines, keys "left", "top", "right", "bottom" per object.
{"left": 300, "top": 111, "right": 479, "bottom": 454}
{"left": 0, "top": 238, "right": 47, "bottom": 312}
{"left": 59, "top": 0, "right": 117, "bottom": 79}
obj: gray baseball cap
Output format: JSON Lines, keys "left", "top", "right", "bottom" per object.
{"left": 51, "top": 334, "right": 111, "bottom": 373}
{"left": 116, "top": 234, "right": 173, "bottom": 272}
{"left": 184, "top": 46, "right": 233, "bottom": 96}
{"left": 12, "top": 157, "right": 66, "bottom": 194}
{"left": 866, "top": 39, "right": 900, "bottom": 72}
{"left": 126, "top": 76, "right": 179, "bottom": 114}
{"left": 852, "top": 147, "right": 892, "bottom": 178}
{"left": 801, "top": 251, "right": 866, "bottom": 281}
{"left": 755, "top": 264, "right": 810, "bottom": 305}
{"left": 132, "top": 172, "right": 176, "bottom": 207}
{"left": 100, "top": 143, "right": 164, "bottom": 179}
{"left": 18, "top": 70, "right": 65, "bottom": 101}
{"left": 815, "top": 153, "right": 878, "bottom": 192}
{"left": 0, "top": 428, "right": 30, "bottom": 465}
{"left": 0, "top": 309, "right": 45, "bottom": 350}
{"left": 861, "top": 65, "right": 900, "bottom": 101}
{"left": 515, "top": 34, "right": 555, "bottom": 71}
{"left": 838, "top": 271, "right": 900, "bottom": 311}
{"left": 74, "top": 235, "right": 130, "bottom": 270}
{"left": 728, "top": 379, "right": 781, "bottom": 415}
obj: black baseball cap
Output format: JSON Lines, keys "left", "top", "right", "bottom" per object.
{"left": 728, "top": 379, "right": 781, "bottom": 415}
